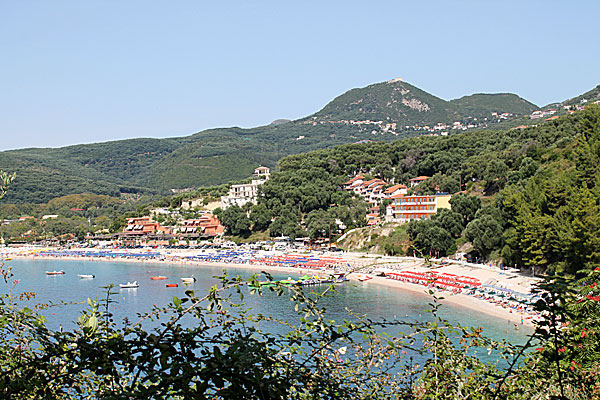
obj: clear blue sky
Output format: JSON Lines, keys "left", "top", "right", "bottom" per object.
{"left": 1, "top": 0, "right": 598, "bottom": 151}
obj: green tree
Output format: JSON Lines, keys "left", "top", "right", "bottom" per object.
{"left": 408, "top": 219, "right": 455, "bottom": 257}
{"left": 450, "top": 193, "right": 482, "bottom": 227}
{"left": 431, "top": 208, "right": 463, "bottom": 238}
{"left": 305, "top": 209, "right": 335, "bottom": 240}
{"left": 465, "top": 215, "right": 503, "bottom": 259}
{"left": 249, "top": 203, "right": 271, "bottom": 231}
{"left": 219, "top": 205, "right": 251, "bottom": 237}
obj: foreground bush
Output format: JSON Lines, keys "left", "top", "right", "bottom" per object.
{"left": 1, "top": 262, "right": 599, "bottom": 399}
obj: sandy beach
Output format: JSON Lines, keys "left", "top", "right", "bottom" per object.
{"left": 2, "top": 246, "right": 540, "bottom": 327}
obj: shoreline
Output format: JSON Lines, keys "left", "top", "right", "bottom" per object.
{"left": 6, "top": 248, "right": 538, "bottom": 327}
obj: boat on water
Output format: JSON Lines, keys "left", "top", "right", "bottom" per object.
{"left": 150, "top": 276, "right": 167, "bottom": 280}
{"left": 166, "top": 283, "right": 178, "bottom": 288}
{"left": 250, "top": 275, "right": 340, "bottom": 289}
{"left": 77, "top": 274, "right": 95, "bottom": 279}
{"left": 119, "top": 281, "right": 139, "bottom": 288}
{"left": 46, "top": 270, "right": 65, "bottom": 275}
{"left": 181, "top": 276, "right": 196, "bottom": 283}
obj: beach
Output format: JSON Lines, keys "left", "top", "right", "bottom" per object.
{"left": 2, "top": 246, "right": 540, "bottom": 327}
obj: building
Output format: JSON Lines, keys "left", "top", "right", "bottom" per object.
{"left": 386, "top": 194, "right": 452, "bottom": 223}
{"left": 177, "top": 213, "right": 225, "bottom": 239}
{"left": 343, "top": 175, "right": 364, "bottom": 190}
{"left": 119, "top": 217, "right": 171, "bottom": 246}
{"left": 221, "top": 166, "right": 270, "bottom": 209}
{"left": 408, "top": 176, "right": 429, "bottom": 188}
{"left": 253, "top": 166, "right": 271, "bottom": 180}
{"left": 383, "top": 184, "right": 408, "bottom": 197}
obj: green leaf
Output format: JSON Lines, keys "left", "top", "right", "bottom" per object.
{"left": 173, "top": 296, "right": 182, "bottom": 307}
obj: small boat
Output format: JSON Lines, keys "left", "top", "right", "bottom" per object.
{"left": 150, "top": 276, "right": 167, "bottom": 280}
{"left": 77, "top": 274, "right": 95, "bottom": 279}
{"left": 46, "top": 270, "right": 65, "bottom": 275}
{"left": 165, "top": 283, "right": 178, "bottom": 288}
{"left": 357, "top": 275, "right": 372, "bottom": 282}
{"left": 181, "top": 276, "right": 196, "bottom": 283}
{"left": 119, "top": 281, "right": 139, "bottom": 288}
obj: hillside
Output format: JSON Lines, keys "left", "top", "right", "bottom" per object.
{"left": 252, "top": 105, "right": 600, "bottom": 274}
{"left": 312, "top": 79, "right": 537, "bottom": 129}
{"left": 4, "top": 79, "right": 590, "bottom": 205}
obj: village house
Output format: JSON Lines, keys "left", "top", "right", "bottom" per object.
{"left": 408, "top": 176, "right": 429, "bottom": 188}
{"left": 343, "top": 175, "right": 364, "bottom": 190}
{"left": 343, "top": 175, "right": 410, "bottom": 207}
{"left": 253, "top": 166, "right": 270, "bottom": 179}
{"left": 383, "top": 184, "right": 408, "bottom": 197}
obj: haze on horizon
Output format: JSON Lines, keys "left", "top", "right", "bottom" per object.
{"left": 1, "top": 0, "right": 598, "bottom": 151}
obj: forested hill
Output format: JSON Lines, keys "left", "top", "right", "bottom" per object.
{"left": 253, "top": 104, "right": 600, "bottom": 274}
{"left": 311, "top": 79, "right": 538, "bottom": 125}
{"left": 1, "top": 79, "right": 589, "bottom": 205}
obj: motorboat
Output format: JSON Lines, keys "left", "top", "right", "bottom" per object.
{"left": 165, "top": 283, "right": 178, "bottom": 288}
{"left": 46, "top": 270, "right": 65, "bottom": 275}
{"left": 150, "top": 276, "right": 167, "bottom": 280}
{"left": 180, "top": 276, "right": 196, "bottom": 283}
{"left": 119, "top": 281, "right": 139, "bottom": 288}
{"left": 77, "top": 274, "right": 95, "bottom": 279}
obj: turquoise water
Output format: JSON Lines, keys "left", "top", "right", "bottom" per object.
{"left": 4, "top": 258, "right": 532, "bottom": 349}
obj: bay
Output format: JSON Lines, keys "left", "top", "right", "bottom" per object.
{"left": 5, "top": 258, "right": 532, "bottom": 344}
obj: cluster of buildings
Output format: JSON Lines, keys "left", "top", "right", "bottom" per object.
{"left": 302, "top": 110, "right": 520, "bottom": 137}
{"left": 110, "top": 166, "right": 273, "bottom": 246}
{"left": 115, "top": 212, "right": 225, "bottom": 247}
{"left": 343, "top": 174, "right": 452, "bottom": 225}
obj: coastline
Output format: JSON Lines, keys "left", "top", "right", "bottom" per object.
{"left": 6, "top": 247, "right": 538, "bottom": 327}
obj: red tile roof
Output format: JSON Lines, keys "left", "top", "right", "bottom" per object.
{"left": 344, "top": 175, "right": 364, "bottom": 185}
{"left": 384, "top": 184, "right": 407, "bottom": 194}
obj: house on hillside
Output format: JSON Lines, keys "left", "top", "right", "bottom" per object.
{"left": 221, "top": 166, "right": 270, "bottom": 209}
{"left": 385, "top": 194, "right": 452, "bottom": 223}
{"left": 383, "top": 184, "right": 408, "bottom": 198}
{"left": 253, "top": 166, "right": 271, "bottom": 180}
{"left": 343, "top": 175, "right": 364, "bottom": 190}
{"left": 409, "top": 176, "right": 429, "bottom": 188}
{"left": 176, "top": 213, "right": 224, "bottom": 241}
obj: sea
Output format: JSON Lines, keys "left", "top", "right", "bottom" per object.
{"left": 3, "top": 258, "right": 533, "bottom": 364}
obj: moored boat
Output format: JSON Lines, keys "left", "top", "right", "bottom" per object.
{"left": 119, "top": 281, "right": 139, "bottom": 288}
{"left": 46, "top": 270, "right": 65, "bottom": 275}
{"left": 181, "top": 276, "right": 196, "bottom": 283}
{"left": 165, "top": 283, "right": 178, "bottom": 288}
{"left": 77, "top": 274, "right": 95, "bottom": 279}
{"left": 150, "top": 276, "right": 167, "bottom": 280}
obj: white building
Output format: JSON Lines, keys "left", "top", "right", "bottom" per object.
{"left": 221, "top": 166, "right": 270, "bottom": 209}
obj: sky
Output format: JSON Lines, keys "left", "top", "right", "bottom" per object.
{"left": 1, "top": 0, "right": 599, "bottom": 151}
